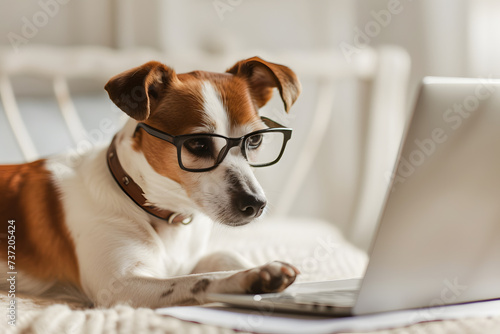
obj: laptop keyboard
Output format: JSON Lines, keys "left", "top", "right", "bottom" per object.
{"left": 263, "top": 289, "right": 358, "bottom": 308}
{"left": 208, "top": 279, "right": 362, "bottom": 315}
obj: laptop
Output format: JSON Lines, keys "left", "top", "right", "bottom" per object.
{"left": 208, "top": 77, "right": 500, "bottom": 316}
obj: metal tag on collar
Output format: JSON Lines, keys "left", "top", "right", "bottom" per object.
{"left": 167, "top": 213, "right": 193, "bottom": 225}
{"left": 180, "top": 215, "right": 193, "bottom": 225}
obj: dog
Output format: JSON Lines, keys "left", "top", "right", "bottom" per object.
{"left": 0, "top": 56, "right": 302, "bottom": 308}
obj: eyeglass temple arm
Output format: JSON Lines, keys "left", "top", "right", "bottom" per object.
{"left": 135, "top": 123, "right": 175, "bottom": 142}
{"left": 135, "top": 119, "right": 286, "bottom": 142}
{"left": 260, "top": 116, "right": 287, "bottom": 129}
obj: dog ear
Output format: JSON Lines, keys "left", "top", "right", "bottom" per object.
{"left": 104, "top": 61, "right": 176, "bottom": 121}
{"left": 226, "top": 56, "right": 301, "bottom": 112}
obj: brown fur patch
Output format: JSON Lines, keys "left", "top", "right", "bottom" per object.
{"left": 226, "top": 56, "right": 302, "bottom": 112}
{"left": 0, "top": 160, "right": 80, "bottom": 287}
{"left": 161, "top": 288, "right": 174, "bottom": 298}
{"left": 131, "top": 72, "right": 207, "bottom": 183}
{"left": 147, "top": 72, "right": 207, "bottom": 135}
{"left": 211, "top": 75, "right": 260, "bottom": 127}
{"left": 191, "top": 278, "right": 211, "bottom": 294}
{"left": 178, "top": 298, "right": 197, "bottom": 306}
{"left": 136, "top": 132, "right": 183, "bottom": 184}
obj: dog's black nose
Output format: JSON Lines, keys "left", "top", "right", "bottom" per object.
{"left": 237, "top": 194, "right": 267, "bottom": 218}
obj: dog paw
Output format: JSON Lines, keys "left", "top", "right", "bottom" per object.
{"left": 241, "top": 261, "right": 300, "bottom": 294}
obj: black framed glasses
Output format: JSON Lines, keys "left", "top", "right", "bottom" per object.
{"left": 135, "top": 117, "right": 292, "bottom": 172}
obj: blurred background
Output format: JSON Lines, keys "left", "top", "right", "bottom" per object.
{"left": 0, "top": 0, "right": 498, "bottom": 250}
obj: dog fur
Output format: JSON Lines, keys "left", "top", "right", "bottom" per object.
{"left": 0, "top": 57, "right": 301, "bottom": 308}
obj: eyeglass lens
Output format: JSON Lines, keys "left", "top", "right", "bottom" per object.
{"left": 179, "top": 132, "right": 285, "bottom": 170}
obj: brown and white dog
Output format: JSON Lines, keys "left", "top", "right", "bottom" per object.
{"left": 0, "top": 57, "right": 302, "bottom": 308}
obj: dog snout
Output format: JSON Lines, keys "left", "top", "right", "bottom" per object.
{"left": 225, "top": 168, "right": 267, "bottom": 221}
{"left": 237, "top": 193, "right": 267, "bottom": 218}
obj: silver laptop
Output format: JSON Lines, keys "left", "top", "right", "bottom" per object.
{"left": 208, "top": 77, "right": 500, "bottom": 316}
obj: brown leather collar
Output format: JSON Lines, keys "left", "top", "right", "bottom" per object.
{"left": 106, "top": 135, "right": 193, "bottom": 225}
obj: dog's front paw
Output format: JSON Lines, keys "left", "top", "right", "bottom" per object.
{"left": 241, "top": 261, "right": 300, "bottom": 294}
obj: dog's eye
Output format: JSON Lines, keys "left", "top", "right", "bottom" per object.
{"left": 184, "top": 138, "right": 212, "bottom": 157}
{"left": 247, "top": 134, "right": 263, "bottom": 150}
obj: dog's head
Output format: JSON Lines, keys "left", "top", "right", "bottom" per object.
{"left": 105, "top": 57, "right": 301, "bottom": 226}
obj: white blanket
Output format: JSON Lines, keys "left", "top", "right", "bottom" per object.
{"left": 3, "top": 218, "right": 500, "bottom": 334}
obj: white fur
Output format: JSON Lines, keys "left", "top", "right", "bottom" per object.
{"left": 200, "top": 81, "right": 229, "bottom": 135}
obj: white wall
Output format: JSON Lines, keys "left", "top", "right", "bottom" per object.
{"left": 354, "top": 0, "right": 499, "bottom": 98}
{"left": 0, "top": 0, "right": 114, "bottom": 48}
